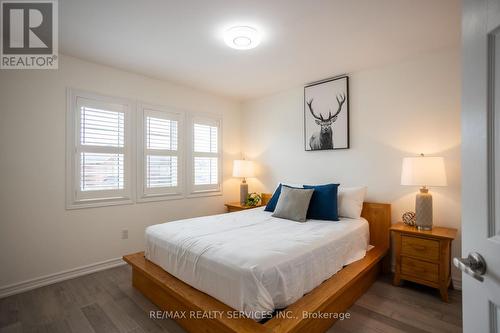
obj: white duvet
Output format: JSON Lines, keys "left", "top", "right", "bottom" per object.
{"left": 145, "top": 207, "right": 369, "bottom": 320}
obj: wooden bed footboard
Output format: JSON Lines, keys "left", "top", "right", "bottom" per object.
{"left": 123, "top": 202, "right": 391, "bottom": 333}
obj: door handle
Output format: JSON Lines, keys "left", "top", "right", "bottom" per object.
{"left": 453, "top": 252, "right": 487, "bottom": 282}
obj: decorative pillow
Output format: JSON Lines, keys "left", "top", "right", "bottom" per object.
{"left": 264, "top": 184, "right": 282, "bottom": 212}
{"left": 303, "top": 183, "right": 339, "bottom": 221}
{"left": 272, "top": 186, "right": 314, "bottom": 222}
{"left": 338, "top": 186, "right": 367, "bottom": 219}
{"left": 264, "top": 183, "right": 303, "bottom": 212}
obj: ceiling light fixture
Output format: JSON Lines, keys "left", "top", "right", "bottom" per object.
{"left": 224, "top": 26, "right": 261, "bottom": 50}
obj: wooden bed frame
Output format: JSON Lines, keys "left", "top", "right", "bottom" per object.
{"left": 123, "top": 202, "right": 391, "bottom": 333}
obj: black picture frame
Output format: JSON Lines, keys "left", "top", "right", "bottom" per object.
{"left": 304, "top": 75, "right": 349, "bottom": 151}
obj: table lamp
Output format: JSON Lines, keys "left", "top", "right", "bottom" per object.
{"left": 232, "top": 160, "right": 255, "bottom": 205}
{"left": 401, "top": 154, "right": 447, "bottom": 230}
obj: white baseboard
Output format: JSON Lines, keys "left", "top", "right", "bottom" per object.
{"left": 0, "top": 257, "right": 126, "bottom": 299}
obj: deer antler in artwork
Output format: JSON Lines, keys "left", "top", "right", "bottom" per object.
{"left": 306, "top": 99, "right": 324, "bottom": 121}
{"left": 325, "top": 93, "right": 346, "bottom": 121}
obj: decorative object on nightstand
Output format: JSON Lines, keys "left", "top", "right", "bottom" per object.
{"left": 401, "top": 154, "right": 447, "bottom": 230}
{"left": 401, "top": 211, "right": 416, "bottom": 226}
{"left": 390, "top": 222, "right": 457, "bottom": 302}
{"left": 245, "top": 192, "right": 261, "bottom": 207}
{"left": 232, "top": 159, "right": 255, "bottom": 205}
{"left": 225, "top": 192, "right": 271, "bottom": 213}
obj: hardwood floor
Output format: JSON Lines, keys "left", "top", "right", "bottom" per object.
{"left": 0, "top": 266, "right": 462, "bottom": 333}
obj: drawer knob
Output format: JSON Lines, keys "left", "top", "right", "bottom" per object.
{"left": 453, "top": 252, "right": 486, "bottom": 282}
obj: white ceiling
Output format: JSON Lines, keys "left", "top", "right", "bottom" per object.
{"left": 60, "top": 0, "right": 460, "bottom": 101}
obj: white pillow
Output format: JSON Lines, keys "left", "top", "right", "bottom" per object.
{"left": 338, "top": 186, "right": 367, "bottom": 219}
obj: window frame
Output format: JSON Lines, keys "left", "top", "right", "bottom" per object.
{"left": 137, "top": 103, "right": 185, "bottom": 202}
{"left": 66, "top": 89, "right": 224, "bottom": 209}
{"left": 187, "top": 113, "right": 223, "bottom": 197}
{"left": 66, "top": 88, "right": 135, "bottom": 209}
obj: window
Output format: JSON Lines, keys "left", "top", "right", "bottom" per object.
{"left": 67, "top": 89, "right": 133, "bottom": 208}
{"left": 67, "top": 89, "right": 224, "bottom": 208}
{"left": 188, "top": 115, "right": 222, "bottom": 195}
{"left": 138, "top": 105, "right": 184, "bottom": 200}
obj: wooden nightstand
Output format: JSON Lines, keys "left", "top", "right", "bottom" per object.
{"left": 390, "top": 222, "right": 457, "bottom": 302}
{"left": 224, "top": 202, "right": 264, "bottom": 212}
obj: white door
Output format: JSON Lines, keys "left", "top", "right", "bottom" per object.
{"left": 461, "top": 0, "right": 500, "bottom": 332}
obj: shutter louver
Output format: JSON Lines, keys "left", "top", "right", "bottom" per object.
{"left": 194, "top": 124, "right": 218, "bottom": 153}
{"left": 81, "top": 107, "right": 124, "bottom": 147}
{"left": 194, "top": 157, "right": 218, "bottom": 185}
{"left": 81, "top": 153, "right": 124, "bottom": 190}
{"left": 147, "top": 117, "right": 177, "bottom": 151}
{"left": 146, "top": 155, "right": 178, "bottom": 188}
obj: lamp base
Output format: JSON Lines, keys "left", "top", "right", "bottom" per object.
{"left": 240, "top": 181, "right": 248, "bottom": 205}
{"left": 415, "top": 187, "right": 433, "bottom": 230}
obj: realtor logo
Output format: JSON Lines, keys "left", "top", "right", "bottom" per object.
{"left": 1, "top": 0, "right": 58, "bottom": 69}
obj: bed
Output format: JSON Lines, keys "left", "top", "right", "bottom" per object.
{"left": 145, "top": 207, "right": 370, "bottom": 320}
{"left": 124, "top": 200, "right": 391, "bottom": 333}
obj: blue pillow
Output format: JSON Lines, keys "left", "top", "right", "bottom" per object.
{"left": 303, "top": 184, "right": 339, "bottom": 221}
{"left": 265, "top": 184, "right": 302, "bottom": 212}
{"left": 264, "top": 184, "right": 283, "bottom": 212}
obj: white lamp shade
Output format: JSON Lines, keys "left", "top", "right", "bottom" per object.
{"left": 232, "top": 160, "right": 254, "bottom": 178}
{"left": 401, "top": 156, "right": 447, "bottom": 187}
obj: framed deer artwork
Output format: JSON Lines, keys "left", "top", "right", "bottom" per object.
{"left": 304, "top": 75, "right": 349, "bottom": 150}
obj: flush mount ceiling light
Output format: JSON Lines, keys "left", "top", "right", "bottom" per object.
{"left": 224, "top": 26, "right": 261, "bottom": 50}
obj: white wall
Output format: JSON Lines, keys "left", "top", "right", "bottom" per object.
{"left": 0, "top": 55, "right": 242, "bottom": 289}
{"left": 0, "top": 48, "right": 462, "bottom": 290}
{"left": 241, "top": 48, "right": 462, "bottom": 283}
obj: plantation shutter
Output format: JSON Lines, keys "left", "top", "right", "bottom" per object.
{"left": 79, "top": 104, "right": 125, "bottom": 192}
{"left": 71, "top": 93, "right": 132, "bottom": 207}
{"left": 145, "top": 116, "right": 178, "bottom": 188}
{"left": 141, "top": 108, "right": 183, "bottom": 198}
{"left": 191, "top": 118, "right": 221, "bottom": 193}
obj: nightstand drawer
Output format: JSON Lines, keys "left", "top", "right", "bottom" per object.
{"left": 401, "top": 235, "right": 439, "bottom": 261}
{"left": 401, "top": 256, "right": 439, "bottom": 283}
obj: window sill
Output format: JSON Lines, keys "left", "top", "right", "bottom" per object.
{"left": 186, "top": 190, "right": 222, "bottom": 199}
{"left": 66, "top": 191, "right": 223, "bottom": 209}
{"left": 66, "top": 198, "right": 134, "bottom": 210}
{"left": 137, "top": 193, "right": 185, "bottom": 203}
